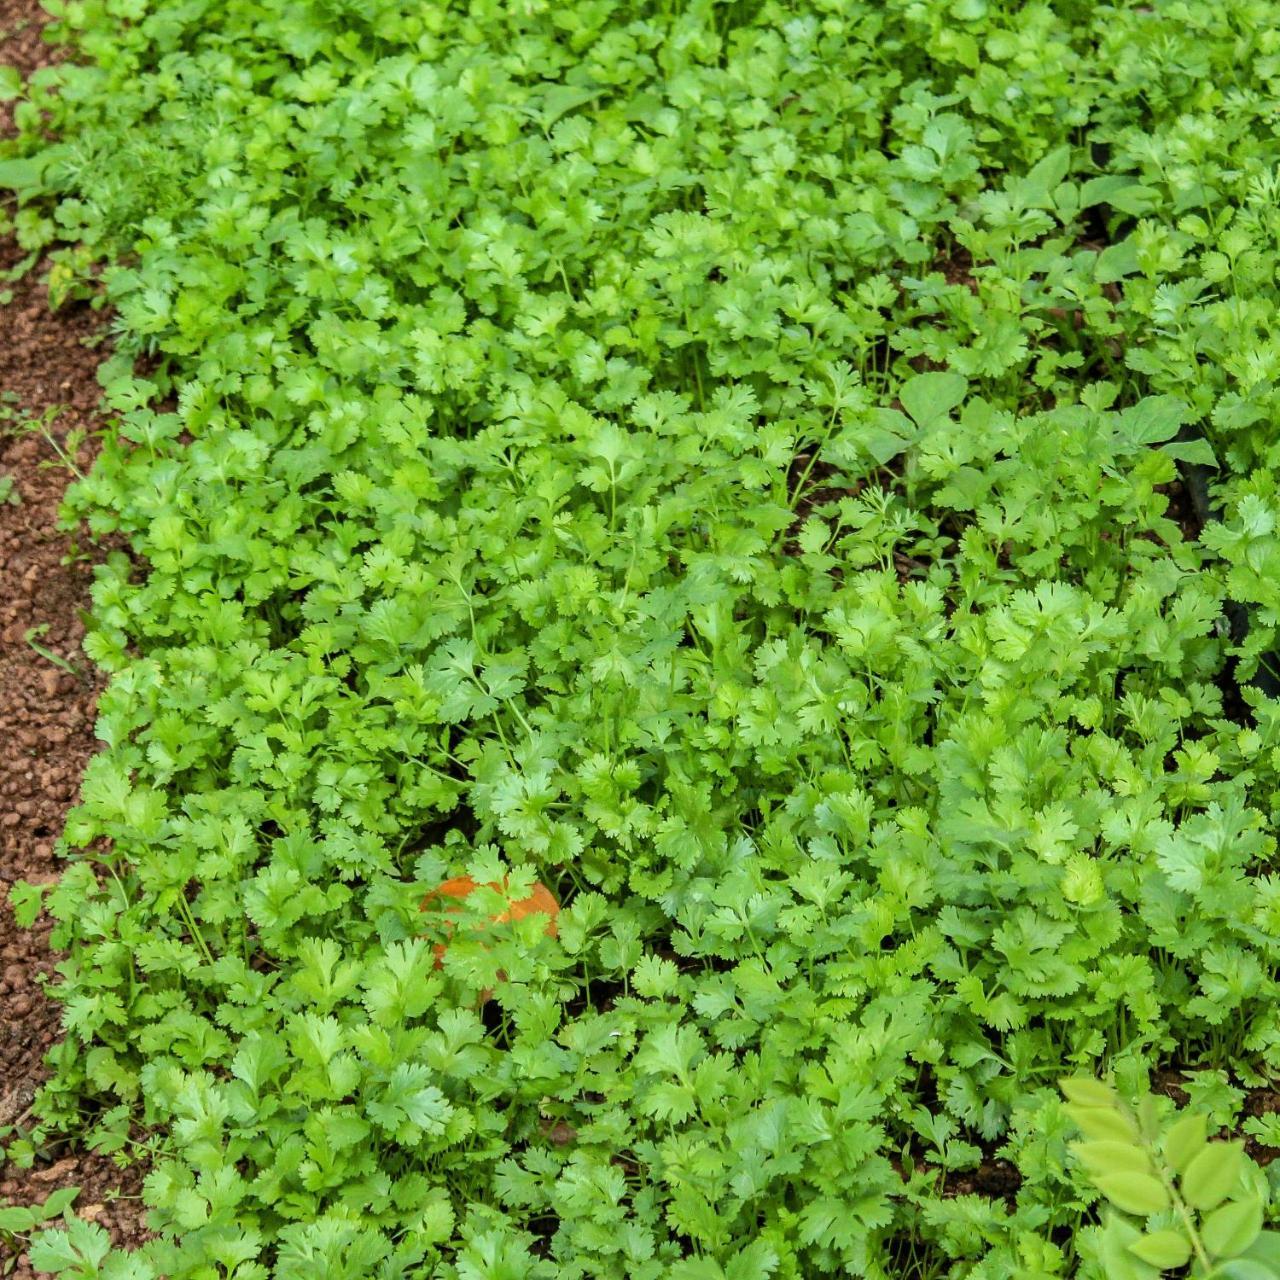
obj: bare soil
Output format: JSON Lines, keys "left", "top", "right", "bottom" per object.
{"left": 0, "top": 1, "right": 149, "bottom": 1271}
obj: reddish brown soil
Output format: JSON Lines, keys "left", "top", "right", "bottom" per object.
{"left": 0, "top": 4, "right": 43, "bottom": 137}
{"left": 1153, "top": 1069, "right": 1280, "bottom": 1167}
{"left": 945, "top": 1157, "right": 1022, "bottom": 1202}
{"left": 0, "top": 1, "right": 149, "bottom": 1271}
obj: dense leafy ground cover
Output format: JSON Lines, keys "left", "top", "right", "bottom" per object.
{"left": 5, "top": 0, "right": 1280, "bottom": 1275}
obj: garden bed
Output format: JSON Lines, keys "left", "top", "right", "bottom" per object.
{"left": 4, "top": 2, "right": 1280, "bottom": 1278}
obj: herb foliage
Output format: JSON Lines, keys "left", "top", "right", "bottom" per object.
{"left": 4, "top": 0, "right": 1280, "bottom": 1275}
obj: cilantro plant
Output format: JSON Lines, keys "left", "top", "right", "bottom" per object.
{"left": 0, "top": 1187, "right": 80, "bottom": 1272}
{"left": 3, "top": 0, "right": 1280, "bottom": 1276}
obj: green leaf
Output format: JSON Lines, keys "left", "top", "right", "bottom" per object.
{"left": 1128, "top": 1229, "right": 1193, "bottom": 1270}
{"left": 1072, "top": 1140, "right": 1154, "bottom": 1178}
{"left": 1100, "top": 1214, "right": 1163, "bottom": 1280}
{"left": 0, "top": 65, "right": 21, "bottom": 101}
{"left": 1214, "top": 1261, "right": 1280, "bottom": 1280}
{"left": 1118, "top": 396, "right": 1192, "bottom": 446}
{"left": 527, "top": 84, "right": 602, "bottom": 129}
{"left": 0, "top": 1205, "right": 38, "bottom": 1232}
{"left": 1095, "top": 240, "right": 1140, "bottom": 282}
{"left": 28, "top": 1221, "right": 111, "bottom": 1273}
{"left": 1239, "top": 1233, "right": 1280, "bottom": 1266}
{"left": 1080, "top": 174, "right": 1151, "bottom": 210}
{"left": 1106, "top": 183, "right": 1159, "bottom": 216}
{"left": 1019, "top": 145, "right": 1072, "bottom": 207}
{"left": 1161, "top": 438, "right": 1218, "bottom": 468}
{"left": 1061, "top": 1077, "right": 1121, "bottom": 1109}
{"left": 1136, "top": 1096, "right": 1161, "bottom": 1142}
{"left": 1067, "top": 1104, "right": 1142, "bottom": 1144}
{"left": 899, "top": 372, "right": 967, "bottom": 428}
{"left": 9, "top": 880, "right": 45, "bottom": 929}
{"left": 860, "top": 407, "right": 915, "bottom": 464}
{"left": 38, "top": 1187, "right": 80, "bottom": 1221}
{"left": 1094, "top": 1171, "right": 1170, "bottom": 1216}
{"left": 1183, "top": 1143, "right": 1247, "bottom": 1212}
{"left": 1164, "top": 1111, "right": 1210, "bottom": 1175}
{"left": 0, "top": 157, "right": 41, "bottom": 190}
{"left": 1203, "top": 1197, "right": 1264, "bottom": 1260}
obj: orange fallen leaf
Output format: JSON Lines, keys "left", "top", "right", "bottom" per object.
{"left": 421, "top": 876, "right": 559, "bottom": 995}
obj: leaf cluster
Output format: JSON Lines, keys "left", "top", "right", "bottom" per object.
{"left": 1064, "top": 1077, "right": 1277, "bottom": 1279}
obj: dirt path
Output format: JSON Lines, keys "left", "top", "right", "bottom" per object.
{"left": 0, "top": 2, "right": 147, "bottom": 1271}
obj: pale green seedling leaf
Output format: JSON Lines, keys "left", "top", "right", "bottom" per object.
{"left": 1067, "top": 1105, "right": 1142, "bottom": 1144}
{"left": 1164, "top": 1111, "right": 1210, "bottom": 1175}
{"left": 1061, "top": 1078, "right": 1122, "bottom": 1109}
{"left": 1128, "top": 1229, "right": 1192, "bottom": 1270}
{"left": 1072, "top": 1140, "right": 1154, "bottom": 1178}
{"left": 1183, "top": 1143, "right": 1246, "bottom": 1212}
{"left": 1213, "top": 1262, "right": 1280, "bottom": 1280}
{"left": 1203, "top": 1197, "right": 1265, "bottom": 1260}
{"left": 1100, "top": 1214, "right": 1162, "bottom": 1280}
{"left": 1095, "top": 1172, "right": 1170, "bottom": 1216}
{"left": 1239, "top": 1232, "right": 1280, "bottom": 1265}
